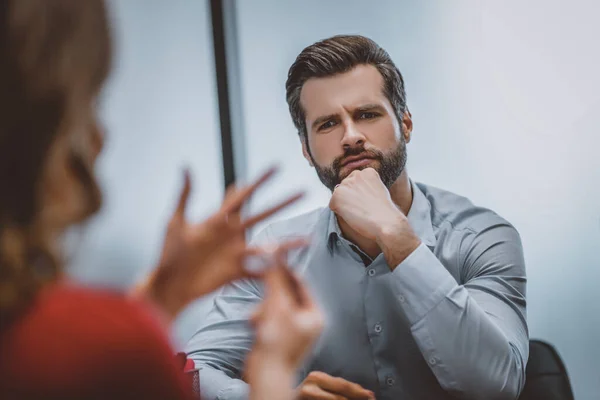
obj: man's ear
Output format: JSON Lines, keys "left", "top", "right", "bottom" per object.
{"left": 301, "top": 137, "right": 314, "bottom": 167}
{"left": 401, "top": 110, "right": 413, "bottom": 143}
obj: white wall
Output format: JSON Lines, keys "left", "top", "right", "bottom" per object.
{"left": 236, "top": 1, "right": 600, "bottom": 398}
{"left": 67, "top": 0, "right": 223, "bottom": 346}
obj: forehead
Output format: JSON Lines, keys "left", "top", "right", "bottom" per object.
{"left": 300, "top": 64, "right": 388, "bottom": 120}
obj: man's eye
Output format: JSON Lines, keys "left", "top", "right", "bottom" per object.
{"left": 319, "top": 120, "right": 336, "bottom": 131}
{"left": 358, "top": 112, "right": 378, "bottom": 120}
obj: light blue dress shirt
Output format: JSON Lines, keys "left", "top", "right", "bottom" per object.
{"left": 186, "top": 181, "right": 528, "bottom": 400}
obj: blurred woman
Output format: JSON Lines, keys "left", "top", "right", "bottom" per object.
{"left": 0, "top": 0, "right": 322, "bottom": 399}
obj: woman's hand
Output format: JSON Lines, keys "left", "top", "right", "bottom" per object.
{"left": 133, "top": 166, "right": 304, "bottom": 321}
{"left": 245, "top": 249, "right": 324, "bottom": 400}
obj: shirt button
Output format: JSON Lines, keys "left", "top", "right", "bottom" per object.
{"left": 336, "top": 239, "right": 342, "bottom": 246}
{"left": 368, "top": 269, "right": 376, "bottom": 277}
{"left": 429, "top": 357, "right": 437, "bottom": 365}
{"left": 386, "top": 376, "right": 395, "bottom": 386}
{"left": 374, "top": 323, "right": 382, "bottom": 333}
{"left": 398, "top": 294, "right": 406, "bottom": 303}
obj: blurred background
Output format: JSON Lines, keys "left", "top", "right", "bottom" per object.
{"left": 67, "top": 1, "right": 600, "bottom": 398}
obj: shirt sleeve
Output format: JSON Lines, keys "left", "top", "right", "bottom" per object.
{"left": 389, "top": 222, "right": 528, "bottom": 400}
{"left": 186, "top": 278, "right": 261, "bottom": 400}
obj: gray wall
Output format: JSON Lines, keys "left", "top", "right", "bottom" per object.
{"left": 68, "top": 0, "right": 600, "bottom": 398}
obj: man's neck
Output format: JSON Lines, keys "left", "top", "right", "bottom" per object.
{"left": 337, "top": 170, "right": 413, "bottom": 260}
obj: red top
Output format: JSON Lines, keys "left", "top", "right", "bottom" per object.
{"left": 0, "top": 283, "right": 196, "bottom": 399}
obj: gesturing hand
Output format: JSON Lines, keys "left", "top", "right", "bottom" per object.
{"left": 245, "top": 248, "right": 324, "bottom": 400}
{"left": 134, "top": 167, "right": 304, "bottom": 321}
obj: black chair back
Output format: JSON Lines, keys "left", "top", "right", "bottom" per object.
{"left": 519, "top": 339, "right": 574, "bottom": 400}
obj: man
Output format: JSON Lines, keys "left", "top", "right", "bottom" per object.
{"left": 187, "top": 35, "right": 528, "bottom": 400}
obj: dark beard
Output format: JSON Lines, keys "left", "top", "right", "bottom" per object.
{"left": 311, "top": 136, "right": 407, "bottom": 192}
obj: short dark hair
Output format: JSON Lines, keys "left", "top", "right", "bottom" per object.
{"left": 285, "top": 35, "right": 407, "bottom": 140}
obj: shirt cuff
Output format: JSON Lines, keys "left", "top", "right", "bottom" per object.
{"left": 390, "top": 243, "right": 457, "bottom": 325}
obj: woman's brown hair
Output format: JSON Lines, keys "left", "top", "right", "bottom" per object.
{"left": 0, "top": 0, "right": 112, "bottom": 323}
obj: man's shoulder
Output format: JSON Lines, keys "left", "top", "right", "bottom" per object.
{"left": 416, "top": 182, "right": 517, "bottom": 235}
{"left": 250, "top": 207, "right": 329, "bottom": 244}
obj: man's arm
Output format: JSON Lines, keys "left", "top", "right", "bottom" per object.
{"left": 185, "top": 277, "right": 261, "bottom": 400}
{"left": 382, "top": 222, "right": 528, "bottom": 400}
{"left": 328, "top": 168, "right": 527, "bottom": 399}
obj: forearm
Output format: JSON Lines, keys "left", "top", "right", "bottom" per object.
{"left": 412, "top": 284, "right": 527, "bottom": 398}
{"left": 185, "top": 278, "right": 264, "bottom": 400}
{"left": 388, "top": 244, "right": 528, "bottom": 398}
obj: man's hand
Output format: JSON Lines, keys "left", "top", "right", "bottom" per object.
{"left": 329, "top": 168, "right": 400, "bottom": 241}
{"left": 297, "top": 371, "right": 375, "bottom": 400}
{"left": 329, "top": 168, "right": 420, "bottom": 269}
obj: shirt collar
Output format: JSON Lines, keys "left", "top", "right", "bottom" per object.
{"left": 326, "top": 180, "right": 437, "bottom": 249}
{"left": 326, "top": 208, "right": 343, "bottom": 250}
{"left": 406, "top": 180, "right": 437, "bottom": 248}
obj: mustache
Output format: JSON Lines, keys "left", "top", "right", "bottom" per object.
{"left": 332, "top": 147, "right": 383, "bottom": 170}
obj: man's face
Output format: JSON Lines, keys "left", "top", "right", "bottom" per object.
{"left": 300, "top": 65, "right": 411, "bottom": 192}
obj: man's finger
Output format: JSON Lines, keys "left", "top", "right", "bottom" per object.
{"left": 300, "top": 382, "right": 348, "bottom": 400}
{"left": 323, "top": 377, "right": 374, "bottom": 400}
{"left": 308, "top": 372, "right": 374, "bottom": 400}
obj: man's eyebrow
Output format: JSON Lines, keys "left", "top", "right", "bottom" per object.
{"left": 311, "top": 113, "right": 337, "bottom": 130}
{"left": 354, "top": 104, "right": 385, "bottom": 113}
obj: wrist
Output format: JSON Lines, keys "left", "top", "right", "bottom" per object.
{"left": 132, "top": 270, "right": 183, "bottom": 324}
{"left": 374, "top": 208, "right": 408, "bottom": 244}
{"left": 375, "top": 212, "right": 421, "bottom": 270}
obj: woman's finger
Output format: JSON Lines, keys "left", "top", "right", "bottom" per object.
{"left": 173, "top": 168, "right": 192, "bottom": 217}
{"left": 221, "top": 166, "right": 278, "bottom": 214}
{"left": 243, "top": 238, "right": 309, "bottom": 274}
{"left": 240, "top": 192, "right": 304, "bottom": 230}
